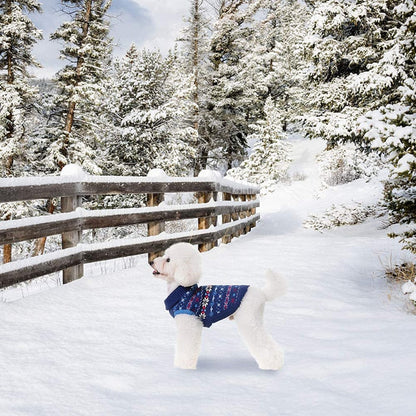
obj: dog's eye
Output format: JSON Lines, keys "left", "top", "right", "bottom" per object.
{"left": 166, "top": 258, "right": 170, "bottom": 263}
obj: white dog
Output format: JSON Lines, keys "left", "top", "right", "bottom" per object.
{"left": 150, "top": 242, "right": 287, "bottom": 370}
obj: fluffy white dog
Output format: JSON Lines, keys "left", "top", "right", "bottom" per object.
{"left": 150, "top": 242, "right": 287, "bottom": 370}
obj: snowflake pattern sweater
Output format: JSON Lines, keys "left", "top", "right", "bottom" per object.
{"left": 164, "top": 284, "right": 249, "bottom": 328}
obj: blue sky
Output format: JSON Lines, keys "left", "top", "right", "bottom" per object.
{"left": 31, "top": 0, "right": 189, "bottom": 78}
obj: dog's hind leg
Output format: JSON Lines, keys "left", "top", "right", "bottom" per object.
{"left": 174, "top": 314, "right": 203, "bottom": 369}
{"left": 234, "top": 288, "right": 284, "bottom": 370}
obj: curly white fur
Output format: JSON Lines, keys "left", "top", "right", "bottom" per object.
{"left": 150, "top": 242, "right": 286, "bottom": 370}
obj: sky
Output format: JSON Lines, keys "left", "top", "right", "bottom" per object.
{"left": 31, "top": 0, "right": 190, "bottom": 78}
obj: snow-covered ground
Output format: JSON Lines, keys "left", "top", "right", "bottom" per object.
{"left": 1, "top": 137, "right": 415, "bottom": 416}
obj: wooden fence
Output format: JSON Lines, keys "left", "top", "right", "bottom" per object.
{"left": 0, "top": 170, "right": 260, "bottom": 290}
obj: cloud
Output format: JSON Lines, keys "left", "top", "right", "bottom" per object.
{"left": 129, "top": 0, "right": 190, "bottom": 53}
{"left": 28, "top": 0, "right": 191, "bottom": 78}
{"left": 109, "top": 0, "right": 154, "bottom": 54}
{"left": 30, "top": 0, "right": 66, "bottom": 78}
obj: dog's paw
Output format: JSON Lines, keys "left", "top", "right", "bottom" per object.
{"left": 174, "top": 362, "right": 197, "bottom": 370}
{"left": 174, "top": 358, "right": 198, "bottom": 370}
{"left": 258, "top": 351, "right": 284, "bottom": 370}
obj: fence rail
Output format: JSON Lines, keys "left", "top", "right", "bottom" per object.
{"left": 0, "top": 169, "right": 260, "bottom": 290}
{"left": 0, "top": 176, "right": 259, "bottom": 203}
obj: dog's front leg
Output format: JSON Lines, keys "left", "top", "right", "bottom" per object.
{"left": 174, "top": 314, "right": 203, "bottom": 370}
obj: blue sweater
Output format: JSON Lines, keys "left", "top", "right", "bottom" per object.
{"left": 164, "top": 284, "right": 249, "bottom": 328}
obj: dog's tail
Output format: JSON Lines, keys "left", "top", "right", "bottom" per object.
{"left": 262, "top": 269, "right": 287, "bottom": 301}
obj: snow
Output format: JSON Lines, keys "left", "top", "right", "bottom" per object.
{"left": 198, "top": 169, "right": 222, "bottom": 181}
{"left": 1, "top": 136, "right": 415, "bottom": 416}
{"left": 0, "top": 172, "right": 259, "bottom": 196}
{"left": 147, "top": 168, "right": 168, "bottom": 178}
{"left": 402, "top": 280, "right": 416, "bottom": 294}
{"left": 60, "top": 163, "right": 88, "bottom": 178}
{"left": 396, "top": 153, "right": 416, "bottom": 173}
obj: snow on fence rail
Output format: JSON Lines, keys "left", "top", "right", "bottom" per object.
{"left": 0, "top": 168, "right": 260, "bottom": 290}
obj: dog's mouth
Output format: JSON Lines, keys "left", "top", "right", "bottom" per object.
{"left": 151, "top": 265, "right": 163, "bottom": 277}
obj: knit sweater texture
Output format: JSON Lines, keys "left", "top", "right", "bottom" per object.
{"left": 164, "top": 284, "right": 249, "bottom": 328}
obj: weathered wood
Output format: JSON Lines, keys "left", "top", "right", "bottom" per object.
{"left": 0, "top": 214, "right": 260, "bottom": 289}
{"left": 61, "top": 195, "right": 83, "bottom": 284}
{"left": 249, "top": 194, "right": 257, "bottom": 230}
{"left": 84, "top": 216, "right": 259, "bottom": 264}
{"left": 147, "top": 192, "right": 165, "bottom": 263}
{"left": 2, "top": 212, "right": 12, "bottom": 263}
{"left": 197, "top": 191, "right": 213, "bottom": 252}
{"left": 222, "top": 193, "right": 232, "bottom": 244}
{"left": 0, "top": 250, "right": 83, "bottom": 289}
{"left": 3, "top": 243, "right": 11, "bottom": 264}
{"left": 211, "top": 192, "right": 219, "bottom": 248}
{"left": 0, "top": 181, "right": 80, "bottom": 203}
{"left": 239, "top": 195, "right": 248, "bottom": 235}
{"left": 0, "top": 201, "right": 260, "bottom": 245}
{"left": 0, "top": 177, "right": 259, "bottom": 203}
{"left": 231, "top": 194, "right": 241, "bottom": 238}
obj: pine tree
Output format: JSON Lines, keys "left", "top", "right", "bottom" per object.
{"left": 245, "top": 0, "right": 310, "bottom": 130}
{"left": 227, "top": 96, "right": 291, "bottom": 192}
{"left": 0, "top": 0, "right": 42, "bottom": 176}
{"left": 103, "top": 46, "right": 197, "bottom": 181}
{"left": 104, "top": 46, "right": 171, "bottom": 177}
{"left": 158, "top": 52, "right": 198, "bottom": 176}
{"left": 45, "top": 0, "right": 113, "bottom": 174}
{"left": 303, "top": 0, "right": 401, "bottom": 147}
{"left": 206, "top": 0, "right": 260, "bottom": 170}
{"left": 0, "top": 0, "right": 42, "bottom": 263}
{"left": 358, "top": 0, "right": 416, "bottom": 253}
{"left": 177, "top": 0, "right": 212, "bottom": 175}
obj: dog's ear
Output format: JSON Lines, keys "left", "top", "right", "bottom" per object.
{"left": 173, "top": 255, "right": 202, "bottom": 286}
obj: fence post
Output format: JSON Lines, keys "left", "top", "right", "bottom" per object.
{"left": 61, "top": 165, "right": 85, "bottom": 284}
{"left": 239, "top": 194, "right": 249, "bottom": 234}
{"left": 249, "top": 194, "right": 257, "bottom": 230}
{"left": 147, "top": 169, "right": 166, "bottom": 263}
{"left": 211, "top": 191, "right": 218, "bottom": 247}
{"left": 197, "top": 170, "right": 222, "bottom": 252}
{"left": 231, "top": 194, "right": 241, "bottom": 238}
{"left": 222, "top": 192, "right": 232, "bottom": 244}
{"left": 197, "top": 190, "right": 213, "bottom": 252}
{"left": 2, "top": 213, "right": 12, "bottom": 264}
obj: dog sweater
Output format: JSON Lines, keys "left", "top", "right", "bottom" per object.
{"left": 164, "top": 284, "right": 249, "bottom": 328}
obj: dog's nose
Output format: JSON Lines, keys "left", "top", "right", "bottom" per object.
{"left": 149, "top": 260, "right": 154, "bottom": 266}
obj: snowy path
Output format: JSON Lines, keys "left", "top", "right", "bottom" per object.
{"left": 1, "top": 137, "right": 415, "bottom": 416}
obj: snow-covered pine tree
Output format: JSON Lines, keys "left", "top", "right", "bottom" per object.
{"left": 26, "top": 78, "right": 58, "bottom": 171}
{"left": 303, "top": 0, "right": 401, "bottom": 148}
{"left": 45, "top": 0, "right": 113, "bottom": 174}
{"left": 228, "top": 96, "right": 291, "bottom": 192}
{"left": 206, "top": 0, "right": 260, "bottom": 170}
{"left": 358, "top": 0, "right": 416, "bottom": 253}
{"left": 156, "top": 50, "right": 198, "bottom": 176}
{"left": 104, "top": 46, "right": 170, "bottom": 178}
{"left": 241, "top": 0, "right": 310, "bottom": 131}
{"left": 0, "top": 0, "right": 42, "bottom": 263}
{"left": 103, "top": 46, "right": 196, "bottom": 183}
{"left": 177, "top": 0, "right": 212, "bottom": 175}
{"left": 0, "top": 0, "right": 42, "bottom": 176}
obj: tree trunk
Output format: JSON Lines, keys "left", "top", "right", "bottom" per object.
{"left": 60, "top": 0, "right": 93, "bottom": 167}
{"left": 32, "top": 200, "right": 56, "bottom": 257}
{"left": 3, "top": 0, "right": 15, "bottom": 262}
{"left": 49, "top": 0, "right": 94, "bottom": 250}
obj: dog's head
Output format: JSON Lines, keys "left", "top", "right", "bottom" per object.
{"left": 150, "top": 242, "right": 202, "bottom": 286}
